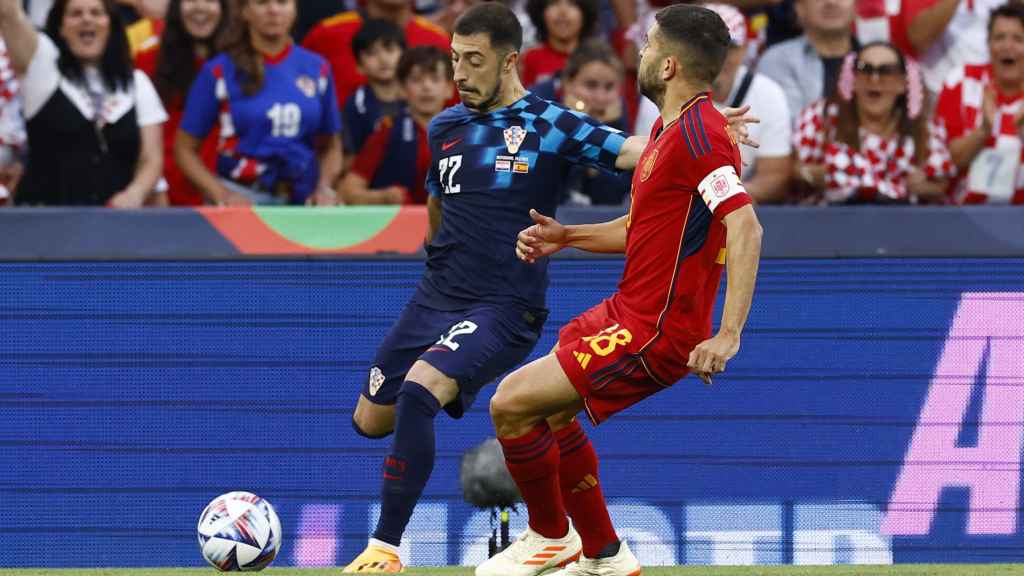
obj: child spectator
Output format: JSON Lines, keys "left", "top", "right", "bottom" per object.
{"left": 521, "top": 0, "right": 596, "bottom": 88}
{"left": 340, "top": 45, "right": 451, "bottom": 205}
{"left": 302, "top": 0, "right": 449, "bottom": 109}
{"left": 176, "top": 0, "right": 342, "bottom": 206}
{"left": 794, "top": 42, "right": 954, "bottom": 204}
{"left": 344, "top": 18, "right": 405, "bottom": 156}
{"left": 0, "top": 0, "right": 167, "bottom": 206}
{"left": 135, "top": 0, "right": 227, "bottom": 205}
{"left": 934, "top": 3, "right": 1024, "bottom": 204}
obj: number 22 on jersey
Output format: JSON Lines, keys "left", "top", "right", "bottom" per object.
{"left": 438, "top": 155, "right": 462, "bottom": 195}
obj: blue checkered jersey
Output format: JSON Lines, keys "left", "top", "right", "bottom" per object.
{"left": 414, "top": 92, "right": 626, "bottom": 311}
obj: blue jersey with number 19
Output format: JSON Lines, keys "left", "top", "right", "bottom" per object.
{"left": 415, "top": 92, "right": 626, "bottom": 312}
{"left": 181, "top": 46, "right": 342, "bottom": 203}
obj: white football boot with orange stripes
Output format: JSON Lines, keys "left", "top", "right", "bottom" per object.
{"left": 548, "top": 541, "right": 641, "bottom": 576}
{"left": 475, "top": 525, "right": 582, "bottom": 576}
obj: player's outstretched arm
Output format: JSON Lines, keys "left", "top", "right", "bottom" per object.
{"left": 687, "top": 204, "right": 763, "bottom": 383}
{"left": 516, "top": 210, "right": 627, "bottom": 263}
{"left": 616, "top": 107, "right": 760, "bottom": 171}
{"left": 721, "top": 105, "right": 761, "bottom": 149}
{"left": 615, "top": 136, "right": 648, "bottom": 170}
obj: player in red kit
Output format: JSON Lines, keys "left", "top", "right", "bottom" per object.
{"left": 477, "top": 5, "right": 764, "bottom": 576}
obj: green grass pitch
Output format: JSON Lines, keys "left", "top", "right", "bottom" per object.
{"left": 2, "top": 567, "right": 1024, "bottom": 575}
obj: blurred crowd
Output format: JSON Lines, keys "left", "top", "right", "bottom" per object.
{"left": 0, "top": 0, "right": 1022, "bottom": 208}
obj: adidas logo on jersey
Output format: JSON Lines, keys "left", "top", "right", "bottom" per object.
{"left": 573, "top": 351, "right": 592, "bottom": 370}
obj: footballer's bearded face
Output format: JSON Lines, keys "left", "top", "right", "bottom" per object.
{"left": 452, "top": 33, "right": 511, "bottom": 112}
{"left": 637, "top": 24, "right": 668, "bottom": 109}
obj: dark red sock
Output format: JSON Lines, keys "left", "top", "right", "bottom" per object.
{"left": 499, "top": 422, "right": 569, "bottom": 539}
{"left": 555, "top": 420, "right": 618, "bottom": 558}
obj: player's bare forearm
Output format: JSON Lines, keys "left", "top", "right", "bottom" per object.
{"left": 719, "top": 205, "right": 763, "bottom": 337}
{"left": 615, "top": 136, "right": 648, "bottom": 170}
{"left": 565, "top": 215, "right": 628, "bottom": 253}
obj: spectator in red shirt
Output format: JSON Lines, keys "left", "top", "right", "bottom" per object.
{"left": 340, "top": 46, "right": 452, "bottom": 205}
{"left": 794, "top": 41, "right": 954, "bottom": 204}
{"left": 302, "top": 0, "right": 449, "bottom": 109}
{"left": 135, "top": 0, "right": 227, "bottom": 205}
{"left": 521, "top": 0, "right": 596, "bottom": 88}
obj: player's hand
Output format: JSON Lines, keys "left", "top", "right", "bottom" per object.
{"left": 687, "top": 331, "right": 740, "bottom": 386}
{"left": 721, "top": 105, "right": 760, "bottom": 149}
{"left": 516, "top": 209, "right": 568, "bottom": 263}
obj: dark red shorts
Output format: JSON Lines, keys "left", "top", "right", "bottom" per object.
{"left": 555, "top": 300, "right": 696, "bottom": 425}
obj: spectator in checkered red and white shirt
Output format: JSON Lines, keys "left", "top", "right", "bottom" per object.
{"left": 934, "top": 3, "right": 1024, "bottom": 205}
{"left": 794, "top": 41, "right": 956, "bottom": 204}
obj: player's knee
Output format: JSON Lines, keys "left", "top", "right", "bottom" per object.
{"left": 351, "top": 406, "right": 394, "bottom": 439}
{"left": 489, "top": 378, "right": 523, "bottom": 428}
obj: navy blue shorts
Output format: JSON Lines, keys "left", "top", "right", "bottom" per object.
{"left": 364, "top": 300, "right": 547, "bottom": 418}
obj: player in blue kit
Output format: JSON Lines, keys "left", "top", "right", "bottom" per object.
{"left": 343, "top": 3, "right": 756, "bottom": 572}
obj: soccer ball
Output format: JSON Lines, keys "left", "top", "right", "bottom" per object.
{"left": 197, "top": 491, "right": 282, "bottom": 571}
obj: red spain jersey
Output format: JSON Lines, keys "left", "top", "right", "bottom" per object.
{"left": 607, "top": 93, "right": 751, "bottom": 384}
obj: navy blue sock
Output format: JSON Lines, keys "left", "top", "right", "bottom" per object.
{"left": 372, "top": 381, "right": 442, "bottom": 547}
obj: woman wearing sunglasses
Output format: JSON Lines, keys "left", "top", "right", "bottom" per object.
{"left": 794, "top": 41, "right": 954, "bottom": 204}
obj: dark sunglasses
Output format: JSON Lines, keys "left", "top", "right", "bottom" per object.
{"left": 855, "top": 62, "right": 905, "bottom": 77}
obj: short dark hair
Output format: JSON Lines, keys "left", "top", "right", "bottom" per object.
{"left": 654, "top": 4, "right": 730, "bottom": 85}
{"left": 397, "top": 45, "right": 454, "bottom": 83}
{"left": 453, "top": 3, "right": 523, "bottom": 53}
{"left": 563, "top": 38, "right": 623, "bottom": 80}
{"left": 352, "top": 18, "right": 406, "bottom": 59}
{"left": 988, "top": 3, "right": 1024, "bottom": 36}
{"left": 526, "top": 0, "right": 598, "bottom": 44}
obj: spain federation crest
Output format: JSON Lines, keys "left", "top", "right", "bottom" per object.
{"left": 503, "top": 125, "right": 526, "bottom": 154}
{"left": 640, "top": 149, "right": 659, "bottom": 182}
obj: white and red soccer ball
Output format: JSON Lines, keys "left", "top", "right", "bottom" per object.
{"left": 197, "top": 492, "right": 282, "bottom": 572}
